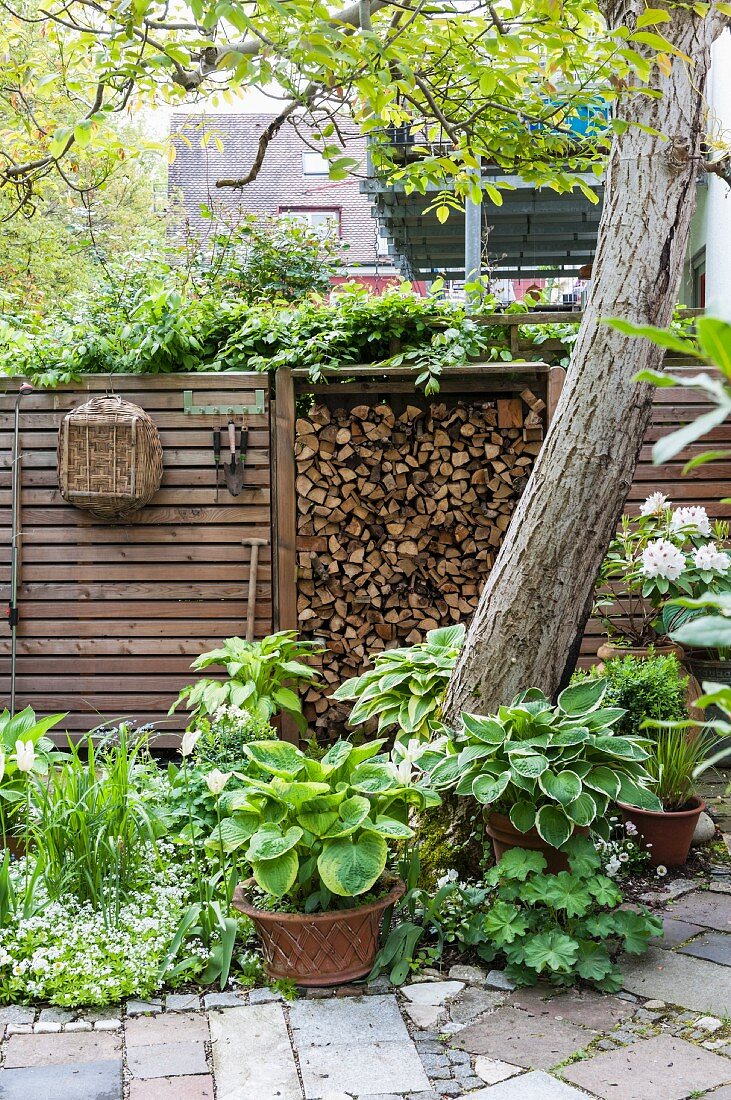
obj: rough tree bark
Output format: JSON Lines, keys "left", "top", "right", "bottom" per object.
{"left": 443, "top": 4, "right": 729, "bottom": 722}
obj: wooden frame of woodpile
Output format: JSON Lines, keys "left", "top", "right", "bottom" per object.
{"left": 274, "top": 363, "right": 558, "bottom": 739}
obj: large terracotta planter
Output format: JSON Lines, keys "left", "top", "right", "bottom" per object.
{"left": 597, "top": 642, "right": 684, "bottom": 663}
{"left": 232, "top": 877, "right": 405, "bottom": 986}
{"left": 487, "top": 812, "right": 587, "bottom": 874}
{"left": 619, "top": 797, "right": 705, "bottom": 868}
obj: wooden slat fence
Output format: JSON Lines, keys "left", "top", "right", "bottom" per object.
{"left": 0, "top": 375, "right": 272, "bottom": 743}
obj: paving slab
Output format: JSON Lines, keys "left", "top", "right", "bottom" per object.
{"left": 4, "top": 1030, "right": 121, "bottom": 1067}
{"left": 474, "top": 1056, "right": 523, "bottom": 1084}
{"left": 401, "top": 981, "right": 464, "bottom": 1005}
{"left": 126, "top": 1041, "right": 208, "bottom": 1080}
{"left": 290, "top": 995, "right": 410, "bottom": 1046}
{"left": 445, "top": 988, "right": 505, "bottom": 1029}
{"left": 0, "top": 1006, "right": 34, "bottom": 1026}
{"left": 164, "top": 994, "right": 201, "bottom": 1013}
{"left": 621, "top": 948, "right": 731, "bottom": 1015}
{"left": 463, "top": 1070, "right": 593, "bottom": 1098}
{"left": 667, "top": 891, "right": 731, "bottom": 932}
{"left": 452, "top": 1006, "right": 593, "bottom": 1069}
{"left": 0, "top": 1058, "right": 122, "bottom": 1100}
{"left": 650, "top": 916, "right": 705, "bottom": 948}
{"left": 209, "top": 1002, "right": 301, "bottom": 1100}
{"left": 125, "top": 1012, "right": 209, "bottom": 1047}
{"left": 298, "top": 1040, "right": 430, "bottom": 1098}
{"left": 508, "top": 986, "right": 635, "bottom": 1031}
{"left": 562, "top": 1035, "right": 731, "bottom": 1100}
{"left": 679, "top": 932, "right": 731, "bottom": 966}
{"left": 128, "top": 1074, "right": 215, "bottom": 1099}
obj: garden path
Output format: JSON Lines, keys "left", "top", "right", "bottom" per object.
{"left": 0, "top": 881, "right": 729, "bottom": 1100}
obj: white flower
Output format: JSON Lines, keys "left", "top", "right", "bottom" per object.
{"left": 656, "top": 865, "right": 668, "bottom": 877}
{"left": 624, "top": 821, "right": 637, "bottom": 836}
{"left": 436, "top": 869, "right": 459, "bottom": 889}
{"left": 641, "top": 492, "right": 670, "bottom": 517}
{"left": 14, "top": 740, "right": 35, "bottom": 773}
{"left": 205, "top": 769, "right": 232, "bottom": 796}
{"left": 619, "top": 852, "right": 629, "bottom": 862}
{"left": 671, "top": 506, "right": 712, "bottom": 537}
{"left": 180, "top": 728, "right": 202, "bottom": 757}
{"left": 693, "top": 543, "right": 730, "bottom": 575}
{"left": 392, "top": 738, "right": 424, "bottom": 784}
{"left": 605, "top": 856, "right": 621, "bottom": 878}
{"left": 641, "top": 538, "right": 686, "bottom": 581}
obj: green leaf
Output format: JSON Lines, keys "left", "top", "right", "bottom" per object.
{"left": 510, "top": 753, "right": 549, "bottom": 778}
{"left": 590, "top": 735, "right": 648, "bottom": 761}
{"left": 535, "top": 805, "right": 572, "bottom": 848}
{"left": 363, "top": 815, "right": 413, "bottom": 839}
{"left": 563, "top": 834, "right": 602, "bottom": 875}
{"left": 538, "top": 770, "right": 582, "bottom": 806}
{"left": 539, "top": 871, "right": 593, "bottom": 917}
{"left": 318, "top": 832, "right": 387, "bottom": 896}
{"left": 461, "top": 713, "right": 506, "bottom": 744}
{"left": 428, "top": 754, "right": 463, "bottom": 788}
{"left": 611, "top": 908, "right": 660, "bottom": 953}
{"left": 557, "top": 678, "right": 606, "bottom": 716}
{"left": 273, "top": 686, "right": 302, "bottom": 714}
{"left": 243, "top": 741, "right": 305, "bottom": 778}
{"left": 672, "top": 615, "right": 731, "bottom": 648}
{"left": 482, "top": 900, "right": 531, "bottom": 945}
{"left": 252, "top": 849, "right": 298, "bottom": 897}
{"left": 325, "top": 795, "right": 371, "bottom": 837}
{"left": 575, "top": 940, "right": 615, "bottom": 982}
{"left": 637, "top": 7, "right": 671, "bottom": 26}
{"left": 509, "top": 801, "right": 536, "bottom": 833}
{"left": 320, "top": 740, "right": 353, "bottom": 772}
{"left": 587, "top": 875, "right": 622, "bottom": 907}
{"left": 565, "top": 791, "right": 597, "bottom": 826}
{"left": 205, "top": 816, "right": 257, "bottom": 853}
{"left": 246, "top": 824, "right": 303, "bottom": 861}
{"left": 584, "top": 767, "right": 622, "bottom": 799}
{"left": 497, "top": 848, "right": 546, "bottom": 880}
{"left": 522, "top": 929, "right": 578, "bottom": 974}
{"left": 472, "top": 770, "right": 510, "bottom": 804}
{"left": 616, "top": 776, "right": 663, "bottom": 811}
{"left": 610, "top": 318, "right": 701, "bottom": 357}
{"left": 350, "top": 761, "right": 397, "bottom": 794}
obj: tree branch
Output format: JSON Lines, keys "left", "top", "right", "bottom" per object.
{"left": 214, "top": 88, "right": 316, "bottom": 188}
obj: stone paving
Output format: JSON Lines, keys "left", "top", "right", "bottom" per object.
{"left": 0, "top": 882, "right": 730, "bottom": 1099}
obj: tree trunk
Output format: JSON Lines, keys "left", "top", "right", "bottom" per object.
{"left": 443, "top": 5, "right": 726, "bottom": 723}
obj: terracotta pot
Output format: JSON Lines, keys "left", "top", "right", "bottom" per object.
{"left": 486, "top": 812, "right": 587, "bottom": 874}
{"left": 1, "top": 834, "right": 25, "bottom": 859}
{"left": 596, "top": 642, "right": 684, "bottom": 664}
{"left": 618, "top": 796, "right": 705, "bottom": 868}
{"left": 232, "top": 877, "right": 405, "bottom": 986}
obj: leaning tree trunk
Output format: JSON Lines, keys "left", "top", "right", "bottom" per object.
{"left": 443, "top": 4, "right": 728, "bottom": 723}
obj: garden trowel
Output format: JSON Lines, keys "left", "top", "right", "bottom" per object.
{"left": 223, "top": 418, "right": 247, "bottom": 497}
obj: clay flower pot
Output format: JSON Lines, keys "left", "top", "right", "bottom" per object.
{"left": 596, "top": 642, "right": 684, "bottom": 664}
{"left": 486, "top": 812, "right": 587, "bottom": 874}
{"left": 232, "top": 877, "right": 405, "bottom": 986}
{"left": 619, "top": 796, "right": 705, "bottom": 868}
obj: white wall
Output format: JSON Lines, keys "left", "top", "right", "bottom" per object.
{"left": 704, "top": 29, "right": 731, "bottom": 318}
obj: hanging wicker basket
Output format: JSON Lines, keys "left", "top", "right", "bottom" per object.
{"left": 57, "top": 395, "right": 163, "bottom": 521}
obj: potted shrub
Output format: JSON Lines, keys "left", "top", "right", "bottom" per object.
{"left": 594, "top": 496, "right": 729, "bottom": 659}
{"left": 619, "top": 724, "right": 725, "bottom": 866}
{"left": 572, "top": 652, "right": 689, "bottom": 738}
{"left": 211, "top": 738, "right": 440, "bottom": 985}
{"left": 422, "top": 678, "right": 661, "bottom": 873}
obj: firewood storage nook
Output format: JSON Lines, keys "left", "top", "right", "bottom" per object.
{"left": 273, "top": 363, "right": 556, "bottom": 740}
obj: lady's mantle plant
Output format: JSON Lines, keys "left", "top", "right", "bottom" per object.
{"left": 422, "top": 678, "right": 661, "bottom": 847}
{"left": 460, "top": 839, "right": 662, "bottom": 992}
{"left": 595, "top": 495, "right": 730, "bottom": 646}
{"left": 209, "top": 739, "right": 440, "bottom": 910}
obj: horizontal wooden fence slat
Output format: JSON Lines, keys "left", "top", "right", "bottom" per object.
{"left": 1, "top": 374, "right": 273, "bottom": 737}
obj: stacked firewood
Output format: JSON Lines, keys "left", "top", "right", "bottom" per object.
{"left": 295, "top": 393, "right": 545, "bottom": 736}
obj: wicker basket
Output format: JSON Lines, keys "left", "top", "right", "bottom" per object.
{"left": 58, "top": 395, "right": 163, "bottom": 521}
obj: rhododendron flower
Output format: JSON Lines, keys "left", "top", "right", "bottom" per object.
{"left": 670, "top": 506, "right": 711, "bottom": 537}
{"left": 640, "top": 492, "right": 670, "bottom": 517}
{"left": 693, "top": 543, "right": 730, "bottom": 574}
{"left": 641, "top": 539, "right": 686, "bottom": 581}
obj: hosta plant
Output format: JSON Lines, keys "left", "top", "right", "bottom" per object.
{"left": 170, "top": 631, "right": 322, "bottom": 735}
{"left": 332, "top": 624, "right": 464, "bottom": 744}
{"left": 208, "top": 739, "right": 441, "bottom": 911}
{"left": 422, "top": 678, "right": 662, "bottom": 848}
{"left": 460, "top": 839, "right": 662, "bottom": 992}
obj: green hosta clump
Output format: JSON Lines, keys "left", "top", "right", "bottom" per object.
{"left": 171, "top": 632, "right": 322, "bottom": 735}
{"left": 208, "top": 739, "right": 440, "bottom": 910}
{"left": 463, "top": 839, "right": 662, "bottom": 992}
{"left": 332, "top": 625, "right": 464, "bottom": 744}
{"left": 422, "top": 678, "right": 661, "bottom": 848}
